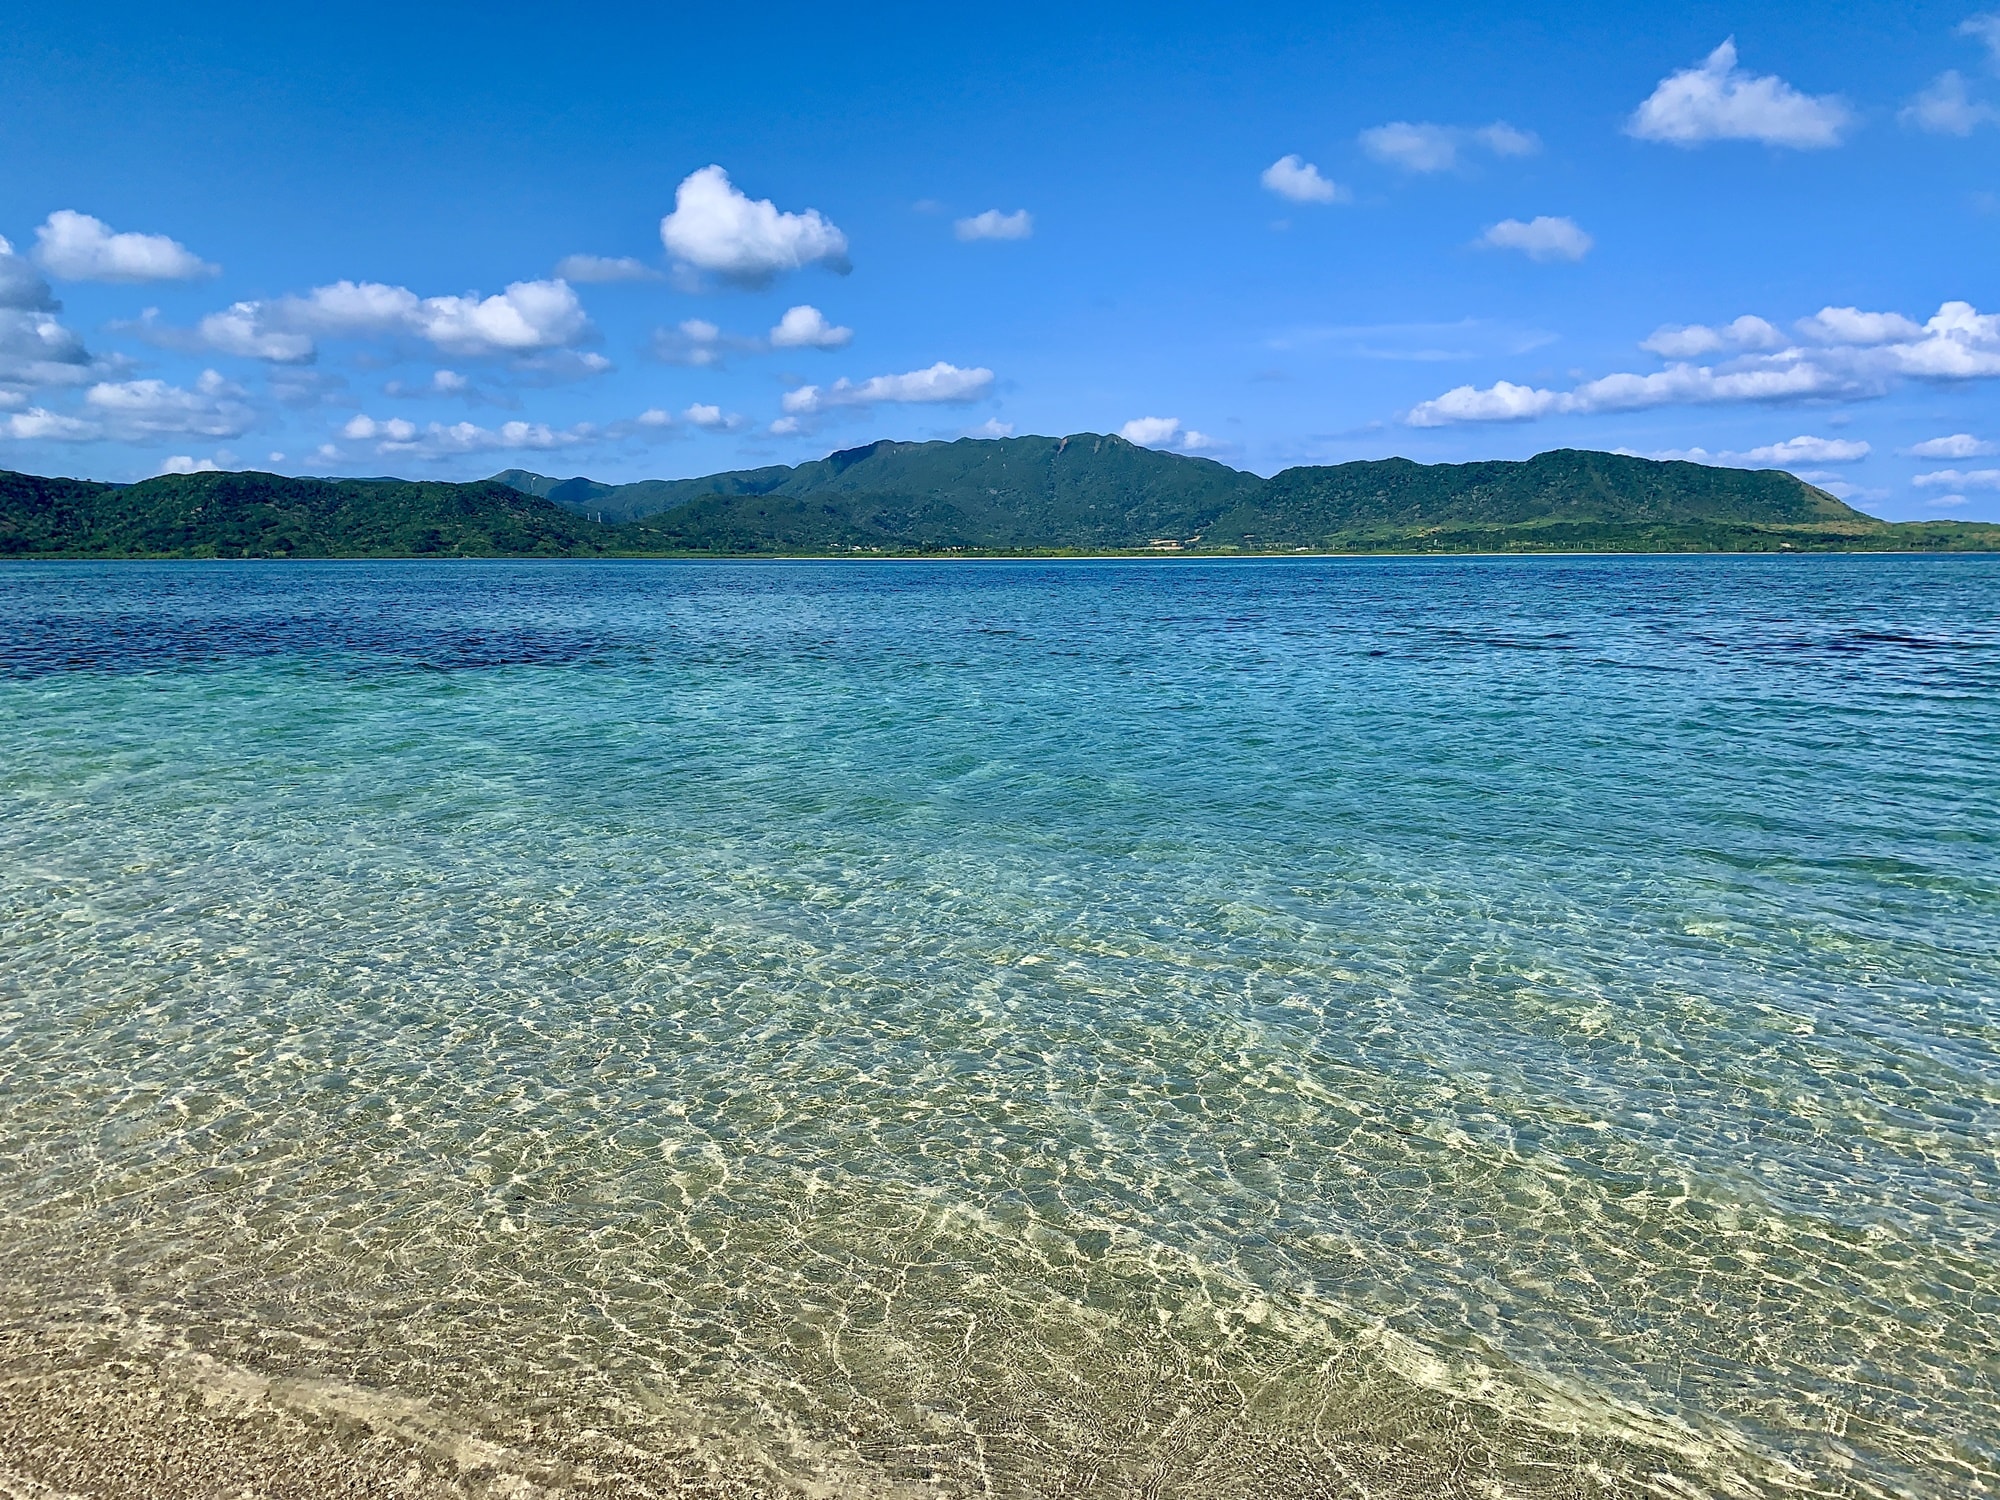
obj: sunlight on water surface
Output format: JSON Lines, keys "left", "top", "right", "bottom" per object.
{"left": 0, "top": 557, "right": 1995, "bottom": 1497}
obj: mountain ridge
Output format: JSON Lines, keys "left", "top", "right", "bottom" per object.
{"left": 4, "top": 436, "right": 1997, "bottom": 557}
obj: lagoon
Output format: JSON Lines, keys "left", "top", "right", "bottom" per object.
{"left": 1, "top": 556, "right": 1995, "bottom": 1497}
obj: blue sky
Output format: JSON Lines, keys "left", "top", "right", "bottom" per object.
{"left": 2, "top": 0, "right": 1997, "bottom": 518}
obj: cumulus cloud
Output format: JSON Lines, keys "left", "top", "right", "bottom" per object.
{"left": 341, "top": 413, "right": 602, "bottom": 459}
{"left": 1260, "top": 155, "right": 1348, "bottom": 204}
{"left": 1736, "top": 434, "right": 1870, "bottom": 463}
{"left": 965, "top": 417, "right": 1015, "bottom": 438}
{"left": 158, "top": 455, "right": 222, "bottom": 474}
{"left": 1912, "top": 466, "right": 2000, "bottom": 489}
{"left": 1961, "top": 13, "right": 2000, "bottom": 66}
{"left": 2, "top": 407, "right": 98, "bottom": 441}
{"left": 0, "top": 237, "right": 58, "bottom": 313}
{"left": 1478, "top": 216, "right": 1593, "bottom": 261}
{"left": 86, "top": 370, "right": 253, "bottom": 439}
{"left": 1627, "top": 39, "right": 1851, "bottom": 148}
{"left": 1408, "top": 299, "right": 2000, "bottom": 425}
{"left": 1632, "top": 436, "right": 1870, "bottom": 466}
{"left": 780, "top": 362, "right": 993, "bottom": 419}
{"left": 197, "top": 303, "right": 317, "bottom": 362}
{"left": 1794, "top": 307, "right": 1926, "bottom": 344}
{"left": 33, "top": 210, "right": 216, "bottom": 282}
{"left": 1904, "top": 432, "right": 1996, "bottom": 457}
{"left": 1901, "top": 71, "right": 1998, "bottom": 134}
{"left": 1359, "top": 120, "right": 1540, "bottom": 173}
{"left": 553, "top": 254, "right": 662, "bottom": 283}
{"left": 0, "top": 235, "right": 96, "bottom": 391}
{"left": 654, "top": 317, "right": 729, "bottom": 366}
{"left": 954, "top": 209, "right": 1034, "bottom": 241}
{"left": 682, "top": 403, "right": 747, "bottom": 431}
{"left": 659, "top": 165, "right": 849, "bottom": 284}
{"left": 194, "top": 278, "right": 591, "bottom": 363}
{"left": 769, "top": 304, "right": 853, "bottom": 349}
{"left": 1408, "top": 364, "right": 1847, "bottom": 426}
{"left": 0, "top": 308, "right": 95, "bottom": 389}
{"left": 1641, "top": 315, "right": 1786, "bottom": 357}
{"left": 1118, "top": 416, "right": 1220, "bottom": 453}
{"left": 382, "top": 368, "right": 474, "bottom": 399}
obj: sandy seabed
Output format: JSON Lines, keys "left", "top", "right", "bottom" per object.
{"left": 0, "top": 1328, "right": 823, "bottom": 1500}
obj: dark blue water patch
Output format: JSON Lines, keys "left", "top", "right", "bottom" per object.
{"left": 5, "top": 554, "right": 1998, "bottom": 688}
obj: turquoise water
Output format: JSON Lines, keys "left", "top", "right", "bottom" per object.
{"left": 0, "top": 556, "right": 1995, "bottom": 1497}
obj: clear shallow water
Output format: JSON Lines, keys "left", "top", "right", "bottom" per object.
{"left": 0, "top": 556, "right": 1995, "bottom": 1498}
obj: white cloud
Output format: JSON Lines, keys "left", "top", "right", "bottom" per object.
{"left": 652, "top": 316, "right": 782, "bottom": 367}
{"left": 1795, "top": 307, "right": 1925, "bottom": 344}
{"left": 1876, "top": 300, "right": 2000, "bottom": 377}
{"left": 0, "top": 236, "right": 58, "bottom": 312}
{"left": 553, "top": 254, "right": 661, "bottom": 283}
{"left": 1407, "top": 381, "right": 1561, "bottom": 425}
{"left": 84, "top": 370, "right": 253, "bottom": 439}
{"left": 659, "top": 165, "right": 850, "bottom": 284}
{"left": 1260, "top": 155, "right": 1347, "bottom": 204}
{"left": 1641, "top": 316, "right": 1785, "bottom": 357}
{"left": 342, "top": 413, "right": 601, "bottom": 460}
{"left": 1408, "top": 362, "right": 1852, "bottom": 426}
{"left": 398, "top": 280, "right": 590, "bottom": 356}
{"left": 1901, "top": 71, "right": 1998, "bottom": 134}
{"left": 1623, "top": 441, "right": 1867, "bottom": 468}
{"left": 1476, "top": 123, "right": 1541, "bottom": 157}
{"left": 954, "top": 209, "right": 1034, "bottom": 241}
{"left": 655, "top": 317, "right": 726, "bottom": 366}
{"left": 1904, "top": 432, "right": 1996, "bottom": 457}
{"left": 1734, "top": 435, "right": 1870, "bottom": 464}
{"left": 0, "top": 235, "right": 97, "bottom": 391}
{"left": 780, "top": 362, "right": 993, "bottom": 418}
{"left": 1478, "top": 216, "right": 1593, "bottom": 262}
{"left": 1960, "top": 13, "right": 2000, "bottom": 66}
{"left": 1118, "top": 416, "right": 1219, "bottom": 452}
{"left": 769, "top": 304, "right": 853, "bottom": 349}
{"left": 1925, "top": 492, "right": 1969, "bottom": 506}
{"left": 1912, "top": 466, "right": 2000, "bottom": 489}
{"left": 683, "top": 403, "right": 747, "bottom": 431}
{"left": 195, "top": 278, "right": 591, "bottom": 362}
{"left": 33, "top": 210, "right": 216, "bottom": 282}
{"left": 343, "top": 414, "right": 416, "bottom": 442}
{"left": 1413, "top": 299, "right": 2000, "bottom": 426}
{"left": 1, "top": 407, "right": 98, "bottom": 441}
{"left": 1359, "top": 120, "right": 1540, "bottom": 172}
{"left": 0, "top": 311, "right": 95, "bottom": 389}
{"left": 196, "top": 302, "right": 317, "bottom": 362}
{"left": 965, "top": 418, "right": 1015, "bottom": 438}
{"left": 157, "top": 455, "right": 221, "bottom": 474}
{"left": 1627, "top": 39, "right": 1851, "bottom": 148}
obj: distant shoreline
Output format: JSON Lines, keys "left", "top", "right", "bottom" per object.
{"left": 7, "top": 546, "right": 2000, "bottom": 564}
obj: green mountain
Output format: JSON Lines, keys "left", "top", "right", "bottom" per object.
{"left": 502, "top": 437, "right": 2000, "bottom": 555}
{"left": 0, "top": 468, "right": 630, "bottom": 558}
{"left": 5, "top": 438, "right": 1998, "bottom": 558}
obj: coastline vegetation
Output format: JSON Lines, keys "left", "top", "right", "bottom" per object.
{"left": 5, "top": 437, "right": 1997, "bottom": 559}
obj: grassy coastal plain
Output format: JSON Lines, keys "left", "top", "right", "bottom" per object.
{"left": 5, "top": 437, "right": 1998, "bottom": 559}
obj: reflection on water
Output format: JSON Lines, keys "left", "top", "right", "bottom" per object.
{"left": 1, "top": 557, "right": 1996, "bottom": 1497}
